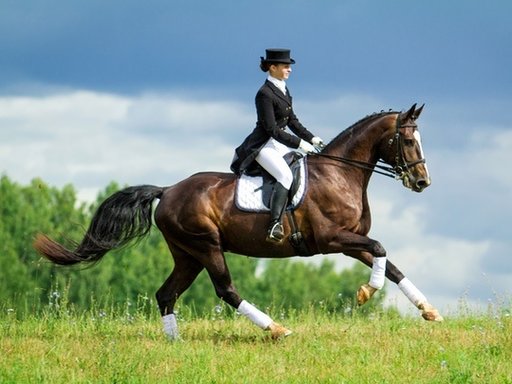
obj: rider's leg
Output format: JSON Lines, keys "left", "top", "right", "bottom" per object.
{"left": 266, "top": 182, "right": 289, "bottom": 241}
{"left": 256, "top": 144, "right": 293, "bottom": 242}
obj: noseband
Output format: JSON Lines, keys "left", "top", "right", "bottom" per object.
{"left": 312, "top": 114, "right": 426, "bottom": 181}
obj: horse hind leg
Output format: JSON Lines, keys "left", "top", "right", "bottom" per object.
{"left": 156, "top": 247, "right": 204, "bottom": 340}
{"left": 202, "top": 250, "right": 292, "bottom": 339}
{"left": 398, "top": 277, "right": 443, "bottom": 321}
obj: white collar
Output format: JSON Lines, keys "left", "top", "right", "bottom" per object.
{"left": 267, "top": 75, "right": 287, "bottom": 95}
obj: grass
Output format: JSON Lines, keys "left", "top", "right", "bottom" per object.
{"left": 1, "top": 305, "right": 511, "bottom": 384}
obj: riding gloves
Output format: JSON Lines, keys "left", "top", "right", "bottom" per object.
{"left": 299, "top": 139, "right": 316, "bottom": 154}
{"left": 312, "top": 136, "right": 325, "bottom": 152}
{"left": 311, "top": 136, "right": 324, "bottom": 146}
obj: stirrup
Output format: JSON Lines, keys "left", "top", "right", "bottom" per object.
{"left": 266, "top": 221, "right": 284, "bottom": 243}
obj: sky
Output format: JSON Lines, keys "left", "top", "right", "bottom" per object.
{"left": 1, "top": 0, "right": 511, "bottom": 317}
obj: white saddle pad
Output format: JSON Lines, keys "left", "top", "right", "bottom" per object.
{"left": 235, "top": 159, "right": 307, "bottom": 212}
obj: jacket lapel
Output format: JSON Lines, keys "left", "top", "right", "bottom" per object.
{"left": 265, "top": 80, "right": 292, "bottom": 106}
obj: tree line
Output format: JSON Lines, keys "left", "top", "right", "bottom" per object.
{"left": 0, "top": 175, "right": 385, "bottom": 317}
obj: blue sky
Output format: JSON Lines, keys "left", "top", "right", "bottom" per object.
{"left": 1, "top": 0, "right": 511, "bottom": 316}
{"left": 2, "top": 1, "right": 510, "bottom": 98}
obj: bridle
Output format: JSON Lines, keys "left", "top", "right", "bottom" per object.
{"left": 311, "top": 114, "right": 426, "bottom": 181}
{"left": 389, "top": 117, "right": 426, "bottom": 180}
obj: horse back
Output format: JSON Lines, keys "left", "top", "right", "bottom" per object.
{"left": 154, "top": 171, "right": 236, "bottom": 233}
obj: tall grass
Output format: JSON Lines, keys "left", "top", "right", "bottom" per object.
{"left": 1, "top": 297, "right": 511, "bottom": 383}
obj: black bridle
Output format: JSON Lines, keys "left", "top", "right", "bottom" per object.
{"left": 311, "top": 115, "right": 426, "bottom": 180}
{"left": 391, "top": 121, "right": 426, "bottom": 180}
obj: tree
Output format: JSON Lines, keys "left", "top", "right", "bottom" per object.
{"left": 256, "top": 258, "right": 385, "bottom": 314}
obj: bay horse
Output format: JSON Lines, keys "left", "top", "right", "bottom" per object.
{"left": 34, "top": 103, "right": 443, "bottom": 340}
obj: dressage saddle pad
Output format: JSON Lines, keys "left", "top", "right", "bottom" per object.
{"left": 234, "top": 157, "right": 307, "bottom": 212}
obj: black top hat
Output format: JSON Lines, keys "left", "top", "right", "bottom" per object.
{"left": 260, "top": 48, "right": 295, "bottom": 64}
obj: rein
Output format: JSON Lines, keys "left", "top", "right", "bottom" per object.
{"left": 311, "top": 152, "right": 398, "bottom": 178}
{"left": 311, "top": 115, "right": 425, "bottom": 180}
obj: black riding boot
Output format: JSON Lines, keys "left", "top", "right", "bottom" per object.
{"left": 266, "top": 182, "right": 289, "bottom": 243}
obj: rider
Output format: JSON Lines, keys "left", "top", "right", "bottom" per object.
{"left": 231, "top": 48, "right": 324, "bottom": 243}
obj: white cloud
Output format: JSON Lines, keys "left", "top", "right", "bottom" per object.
{"left": 466, "top": 129, "right": 512, "bottom": 190}
{"left": 1, "top": 91, "right": 130, "bottom": 186}
{"left": 121, "top": 93, "right": 253, "bottom": 138}
{"left": 0, "top": 90, "right": 246, "bottom": 194}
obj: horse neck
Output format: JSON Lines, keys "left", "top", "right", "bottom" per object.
{"left": 328, "top": 113, "right": 396, "bottom": 160}
{"left": 321, "top": 113, "right": 398, "bottom": 181}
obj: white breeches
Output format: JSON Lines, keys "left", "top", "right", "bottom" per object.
{"left": 255, "top": 138, "right": 294, "bottom": 190}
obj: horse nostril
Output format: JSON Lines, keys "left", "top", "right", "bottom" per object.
{"left": 416, "top": 178, "right": 431, "bottom": 190}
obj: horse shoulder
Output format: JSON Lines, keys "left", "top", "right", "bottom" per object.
{"left": 302, "top": 173, "right": 372, "bottom": 235}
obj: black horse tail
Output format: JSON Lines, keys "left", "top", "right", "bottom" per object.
{"left": 34, "top": 185, "right": 164, "bottom": 266}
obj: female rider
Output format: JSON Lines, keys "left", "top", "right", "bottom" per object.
{"left": 231, "top": 48, "right": 324, "bottom": 243}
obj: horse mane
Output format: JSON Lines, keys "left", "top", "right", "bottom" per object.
{"left": 324, "top": 110, "right": 398, "bottom": 151}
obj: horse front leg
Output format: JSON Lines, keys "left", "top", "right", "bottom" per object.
{"left": 346, "top": 250, "right": 443, "bottom": 321}
{"left": 316, "top": 228, "right": 388, "bottom": 303}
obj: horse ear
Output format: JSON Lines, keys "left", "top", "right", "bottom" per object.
{"left": 412, "top": 103, "right": 424, "bottom": 120}
{"left": 400, "top": 103, "right": 417, "bottom": 123}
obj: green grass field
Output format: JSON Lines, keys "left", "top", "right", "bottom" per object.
{"left": 1, "top": 304, "right": 511, "bottom": 384}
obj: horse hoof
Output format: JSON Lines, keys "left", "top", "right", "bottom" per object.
{"left": 419, "top": 303, "right": 444, "bottom": 322}
{"left": 357, "top": 284, "right": 377, "bottom": 306}
{"left": 267, "top": 322, "right": 292, "bottom": 339}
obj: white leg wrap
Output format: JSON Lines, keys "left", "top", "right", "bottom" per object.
{"left": 162, "top": 313, "right": 179, "bottom": 340}
{"left": 237, "top": 300, "right": 273, "bottom": 329}
{"left": 369, "top": 256, "right": 386, "bottom": 289}
{"left": 398, "top": 277, "right": 427, "bottom": 307}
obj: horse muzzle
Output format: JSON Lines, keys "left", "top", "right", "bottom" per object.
{"left": 402, "top": 173, "right": 431, "bottom": 192}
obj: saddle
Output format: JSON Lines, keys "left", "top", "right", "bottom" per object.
{"left": 234, "top": 152, "right": 307, "bottom": 212}
{"left": 234, "top": 152, "right": 312, "bottom": 255}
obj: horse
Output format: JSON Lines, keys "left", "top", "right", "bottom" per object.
{"left": 34, "top": 103, "right": 443, "bottom": 340}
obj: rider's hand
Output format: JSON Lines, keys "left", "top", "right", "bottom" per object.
{"left": 311, "top": 136, "right": 325, "bottom": 151}
{"left": 299, "top": 139, "right": 316, "bottom": 154}
{"left": 311, "top": 136, "right": 324, "bottom": 146}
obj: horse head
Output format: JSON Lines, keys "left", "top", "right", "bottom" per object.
{"left": 379, "top": 104, "right": 431, "bottom": 192}
{"left": 386, "top": 104, "right": 431, "bottom": 192}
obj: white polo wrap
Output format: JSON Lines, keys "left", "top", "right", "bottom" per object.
{"left": 369, "top": 256, "right": 387, "bottom": 289}
{"left": 398, "top": 277, "right": 427, "bottom": 307}
{"left": 162, "top": 313, "right": 179, "bottom": 340}
{"left": 237, "top": 300, "right": 273, "bottom": 329}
